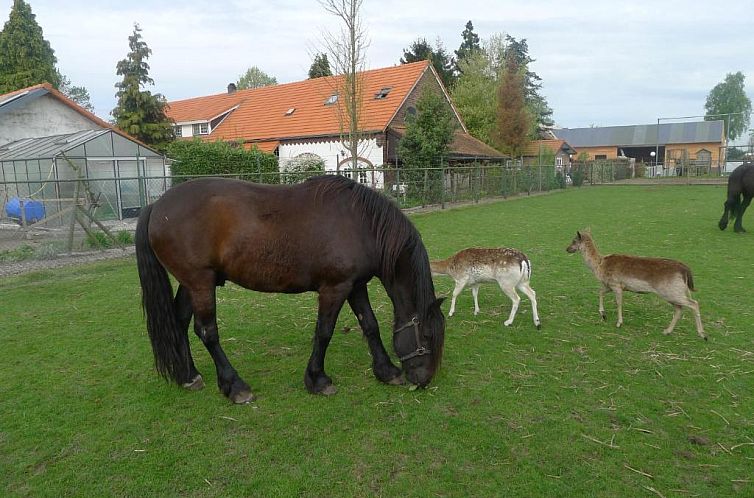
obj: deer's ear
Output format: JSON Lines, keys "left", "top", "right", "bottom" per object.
{"left": 576, "top": 231, "right": 582, "bottom": 239}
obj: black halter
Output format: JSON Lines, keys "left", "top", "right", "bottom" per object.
{"left": 393, "top": 316, "right": 431, "bottom": 362}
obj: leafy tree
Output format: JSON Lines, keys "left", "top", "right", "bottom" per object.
{"left": 704, "top": 71, "right": 752, "bottom": 141}
{"left": 400, "top": 37, "right": 455, "bottom": 88}
{"left": 493, "top": 56, "right": 531, "bottom": 157}
{"left": 454, "top": 20, "right": 480, "bottom": 75}
{"left": 308, "top": 52, "right": 332, "bottom": 79}
{"left": 0, "top": 0, "right": 60, "bottom": 93}
{"left": 451, "top": 49, "right": 496, "bottom": 146}
{"left": 59, "top": 74, "right": 94, "bottom": 112}
{"left": 236, "top": 66, "right": 277, "bottom": 89}
{"left": 503, "top": 35, "right": 553, "bottom": 133}
{"left": 112, "top": 23, "right": 174, "bottom": 148}
{"left": 398, "top": 89, "right": 456, "bottom": 200}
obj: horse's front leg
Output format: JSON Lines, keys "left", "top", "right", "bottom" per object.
{"left": 347, "top": 283, "right": 403, "bottom": 385}
{"left": 304, "top": 284, "right": 350, "bottom": 395}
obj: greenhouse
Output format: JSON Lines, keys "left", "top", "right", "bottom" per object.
{"left": 0, "top": 129, "right": 169, "bottom": 223}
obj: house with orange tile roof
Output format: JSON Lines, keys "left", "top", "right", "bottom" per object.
{"left": 166, "top": 61, "right": 504, "bottom": 186}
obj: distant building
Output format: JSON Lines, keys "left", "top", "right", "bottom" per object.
{"left": 521, "top": 139, "right": 577, "bottom": 170}
{"left": 552, "top": 121, "right": 726, "bottom": 169}
{"left": 165, "top": 61, "right": 504, "bottom": 187}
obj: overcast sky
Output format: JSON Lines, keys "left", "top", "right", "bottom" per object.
{"left": 4, "top": 0, "right": 754, "bottom": 138}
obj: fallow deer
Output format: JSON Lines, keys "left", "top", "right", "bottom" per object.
{"left": 566, "top": 230, "right": 706, "bottom": 339}
{"left": 430, "top": 247, "right": 541, "bottom": 329}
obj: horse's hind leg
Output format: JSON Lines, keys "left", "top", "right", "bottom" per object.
{"left": 734, "top": 194, "right": 752, "bottom": 233}
{"left": 305, "top": 284, "right": 350, "bottom": 395}
{"left": 190, "top": 283, "right": 253, "bottom": 404}
{"left": 174, "top": 285, "right": 204, "bottom": 390}
{"left": 719, "top": 196, "right": 736, "bottom": 230}
{"left": 347, "top": 283, "right": 403, "bottom": 385}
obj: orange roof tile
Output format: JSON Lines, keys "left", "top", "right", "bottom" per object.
{"left": 166, "top": 61, "right": 431, "bottom": 142}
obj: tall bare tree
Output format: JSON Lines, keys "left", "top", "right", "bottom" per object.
{"left": 319, "top": 0, "right": 368, "bottom": 171}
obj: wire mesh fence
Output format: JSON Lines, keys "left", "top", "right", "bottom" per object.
{"left": 0, "top": 159, "right": 728, "bottom": 260}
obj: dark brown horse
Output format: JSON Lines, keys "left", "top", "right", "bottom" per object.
{"left": 719, "top": 163, "right": 754, "bottom": 233}
{"left": 135, "top": 175, "right": 445, "bottom": 403}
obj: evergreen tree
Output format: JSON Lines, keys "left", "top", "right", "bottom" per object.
{"left": 454, "top": 20, "right": 480, "bottom": 75}
{"left": 112, "top": 23, "right": 174, "bottom": 147}
{"left": 308, "top": 52, "right": 332, "bottom": 79}
{"left": 236, "top": 66, "right": 277, "bottom": 89}
{"left": 0, "top": 0, "right": 60, "bottom": 93}
{"left": 504, "top": 35, "right": 553, "bottom": 132}
{"left": 400, "top": 37, "right": 455, "bottom": 88}
{"left": 493, "top": 56, "right": 531, "bottom": 157}
{"left": 398, "top": 89, "right": 456, "bottom": 200}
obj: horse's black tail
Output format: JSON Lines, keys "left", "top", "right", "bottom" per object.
{"left": 135, "top": 204, "right": 191, "bottom": 384}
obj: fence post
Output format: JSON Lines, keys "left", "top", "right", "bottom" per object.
{"left": 423, "top": 167, "right": 428, "bottom": 208}
{"left": 440, "top": 157, "right": 446, "bottom": 209}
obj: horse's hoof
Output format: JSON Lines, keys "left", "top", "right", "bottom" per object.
{"left": 231, "top": 390, "right": 255, "bottom": 404}
{"left": 319, "top": 384, "right": 338, "bottom": 396}
{"left": 182, "top": 374, "right": 205, "bottom": 391}
{"left": 388, "top": 374, "right": 406, "bottom": 385}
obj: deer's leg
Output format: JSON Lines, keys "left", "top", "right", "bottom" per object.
{"left": 471, "top": 285, "right": 481, "bottom": 315}
{"left": 599, "top": 285, "right": 609, "bottom": 321}
{"left": 517, "top": 281, "right": 541, "bottom": 330}
{"left": 663, "top": 305, "right": 683, "bottom": 336}
{"left": 683, "top": 297, "right": 706, "bottom": 340}
{"left": 448, "top": 278, "right": 467, "bottom": 317}
{"left": 612, "top": 286, "right": 624, "bottom": 328}
{"left": 499, "top": 282, "right": 521, "bottom": 327}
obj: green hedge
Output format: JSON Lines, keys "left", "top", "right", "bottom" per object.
{"left": 166, "top": 139, "right": 279, "bottom": 183}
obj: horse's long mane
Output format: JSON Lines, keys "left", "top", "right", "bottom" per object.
{"left": 306, "top": 175, "right": 436, "bottom": 313}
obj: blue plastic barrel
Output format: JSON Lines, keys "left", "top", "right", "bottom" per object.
{"left": 5, "top": 197, "right": 46, "bottom": 224}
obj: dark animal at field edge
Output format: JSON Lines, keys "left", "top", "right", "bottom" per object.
{"left": 135, "top": 175, "right": 445, "bottom": 403}
{"left": 719, "top": 163, "right": 754, "bottom": 233}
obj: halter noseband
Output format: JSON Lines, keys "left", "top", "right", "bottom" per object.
{"left": 393, "top": 316, "right": 431, "bottom": 362}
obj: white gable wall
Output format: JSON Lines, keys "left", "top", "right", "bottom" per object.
{"left": 0, "top": 94, "right": 104, "bottom": 146}
{"left": 279, "top": 137, "right": 384, "bottom": 187}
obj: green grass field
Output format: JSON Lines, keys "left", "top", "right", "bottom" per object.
{"left": 1, "top": 185, "right": 752, "bottom": 497}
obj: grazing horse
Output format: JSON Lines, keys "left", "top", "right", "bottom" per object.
{"left": 566, "top": 230, "right": 705, "bottom": 339}
{"left": 135, "top": 175, "right": 445, "bottom": 403}
{"left": 430, "top": 247, "right": 541, "bottom": 329}
{"left": 719, "top": 163, "right": 754, "bottom": 233}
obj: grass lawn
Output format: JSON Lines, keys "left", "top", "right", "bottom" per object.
{"left": 1, "top": 185, "right": 752, "bottom": 497}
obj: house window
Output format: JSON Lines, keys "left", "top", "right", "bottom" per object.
{"left": 192, "top": 123, "right": 208, "bottom": 135}
{"left": 174, "top": 125, "right": 182, "bottom": 137}
{"left": 595, "top": 154, "right": 607, "bottom": 160}
{"left": 556, "top": 156, "right": 563, "bottom": 166}
{"left": 374, "top": 87, "right": 392, "bottom": 99}
{"left": 324, "top": 94, "right": 338, "bottom": 105}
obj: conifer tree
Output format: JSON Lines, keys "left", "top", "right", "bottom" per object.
{"left": 112, "top": 23, "right": 173, "bottom": 147}
{"left": 308, "top": 53, "right": 332, "bottom": 79}
{"left": 0, "top": 0, "right": 60, "bottom": 93}
{"left": 493, "top": 56, "right": 531, "bottom": 157}
{"left": 454, "top": 20, "right": 480, "bottom": 75}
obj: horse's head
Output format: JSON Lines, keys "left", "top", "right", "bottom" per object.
{"left": 393, "top": 298, "right": 445, "bottom": 387}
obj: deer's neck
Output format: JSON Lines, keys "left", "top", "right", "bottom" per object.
{"left": 581, "top": 239, "right": 604, "bottom": 277}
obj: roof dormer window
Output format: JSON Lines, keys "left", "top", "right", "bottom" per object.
{"left": 324, "top": 93, "right": 338, "bottom": 105}
{"left": 285, "top": 107, "right": 296, "bottom": 116}
{"left": 192, "top": 122, "right": 208, "bottom": 135}
{"left": 374, "top": 87, "right": 392, "bottom": 99}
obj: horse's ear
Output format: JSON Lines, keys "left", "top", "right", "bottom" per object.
{"left": 431, "top": 297, "right": 445, "bottom": 311}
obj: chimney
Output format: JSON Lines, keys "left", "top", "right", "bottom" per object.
{"left": 227, "top": 83, "right": 237, "bottom": 94}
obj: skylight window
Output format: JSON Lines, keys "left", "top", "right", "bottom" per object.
{"left": 285, "top": 107, "right": 296, "bottom": 116}
{"left": 374, "top": 87, "right": 392, "bottom": 99}
{"left": 324, "top": 94, "right": 338, "bottom": 105}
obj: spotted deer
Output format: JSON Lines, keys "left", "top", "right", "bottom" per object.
{"left": 566, "top": 230, "right": 705, "bottom": 340}
{"left": 430, "top": 247, "right": 541, "bottom": 329}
